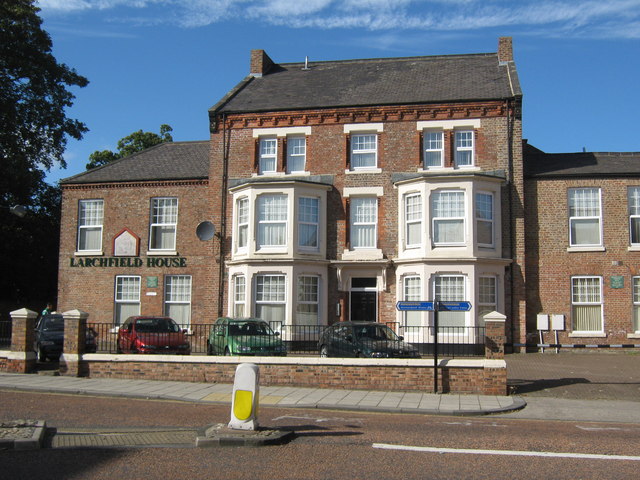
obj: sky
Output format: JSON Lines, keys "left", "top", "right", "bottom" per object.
{"left": 37, "top": 0, "right": 640, "bottom": 184}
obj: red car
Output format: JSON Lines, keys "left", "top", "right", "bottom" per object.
{"left": 116, "top": 316, "right": 191, "bottom": 354}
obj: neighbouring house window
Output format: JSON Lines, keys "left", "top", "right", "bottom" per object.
{"left": 350, "top": 133, "right": 377, "bottom": 169}
{"left": 77, "top": 199, "right": 104, "bottom": 252}
{"left": 477, "top": 276, "right": 497, "bottom": 326}
{"left": 403, "top": 276, "right": 422, "bottom": 327}
{"left": 114, "top": 276, "right": 140, "bottom": 325}
{"left": 233, "top": 275, "right": 246, "bottom": 318}
{"left": 236, "top": 197, "right": 249, "bottom": 251}
{"left": 164, "top": 275, "right": 192, "bottom": 326}
{"left": 350, "top": 197, "right": 377, "bottom": 248}
{"left": 287, "top": 136, "right": 306, "bottom": 173}
{"left": 255, "top": 274, "right": 286, "bottom": 323}
{"left": 405, "top": 193, "right": 422, "bottom": 248}
{"left": 571, "top": 276, "right": 603, "bottom": 332}
{"left": 629, "top": 187, "right": 640, "bottom": 245}
{"left": 259, "top": 137, "right": 277, "bottom": 174}
{"left": 297, "top": 276, "right": 319, "bottom": 326}
{"left": 257, "top": 194, "right": 287, "bottom": 248}
{"left": 149, "top": 197, "right": 178, "bottom": 251}
{"left": 434, "top": 275, "right": 466, "bottom": 327}
{"left": 298, "top": 197, "right": 319, "bottom": 249}
{"left": 454, "top": 130, "right": 474, "bottom": 167}
{"left": 423, "top": 130, "right": 443, "bottom": 168}
{"left": 432, "top": 190, "right": 465, "bottom": 245}
{"left": 476, "top": 192, "right": 494, "bottom": 247}
{"left": 568, "top": 188, "right": 602, "bottom": 247}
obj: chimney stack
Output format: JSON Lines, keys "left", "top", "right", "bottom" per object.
{"left": 250, "top": 49, "right": 274, "bottom": 77}
{"left": 498, "top": 37, "right": 513, "bottom": 63}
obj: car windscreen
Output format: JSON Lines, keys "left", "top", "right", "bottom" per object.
{"left": 353, "top": 325, "right": 398, "bottom": 341}
{"left": 135, "top": 318, "right": 180, "bottom": 333}
{"left": 41, "top": 315, "right": 64, "bottom": 331}
{"left": 228, "top": 322, "right": 273, "bottom": 336}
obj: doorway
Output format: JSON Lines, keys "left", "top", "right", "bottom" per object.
{"left": 350, "top": 277, "right": 377, "bottom": 322}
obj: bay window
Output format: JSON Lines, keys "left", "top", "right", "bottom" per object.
{"left": 298, "top": 197, "right": 319, "bottom": 249}
{"left": 476, "top": 192, "right": 494, "bottom": 247}
{"left": 236, "top": 197, "right": 249, "bottom": 251}
{"left": 434, "top": 275, "right": 466, "bottom": 327}
{"left": 233, "top": 275, "right": 246, "bottom": 318}
{"left": 404, "top": 193, "right": 422, "bottom": 248}
{"left": 257, "top": 194, "right": 287, "bottom": 248}
{"left": 432, "top": 190, "right": 465, "bottom": 245}
{"left": 297, "top": 275, "right": 319, "bottom": 325}
{"left": 477, "top": 276, "right": 497, "bottom": 326}
{"left": 255, "top": 274, "right": 286, "bottom": 323}
{"left": 403, "top": 276, "right": 422, "bottom": 327}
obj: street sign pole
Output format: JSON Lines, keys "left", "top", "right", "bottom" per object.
{"left": 433, "top": 302, "right": 439, "bottom": 394}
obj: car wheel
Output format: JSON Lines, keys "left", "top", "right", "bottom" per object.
{"left": 37, "top": 347, "right": 47, "bottom": 362}
{"left": 320, "top": 345, "right": 329, "bottom": 358}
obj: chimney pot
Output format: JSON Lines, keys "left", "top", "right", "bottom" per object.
{"left": 250, "top": 49, "right": 275, "bottom": 77}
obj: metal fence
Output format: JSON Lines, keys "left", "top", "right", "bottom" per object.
{"left": 0, "top": 320, "right": 11, "bottom": 348}
{"left": 73, "top": 322, "right": 486, "bottom": 358}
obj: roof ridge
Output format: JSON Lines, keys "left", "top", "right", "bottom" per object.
{"left": 278, "top": 52, "right": 497, "bottom": 68}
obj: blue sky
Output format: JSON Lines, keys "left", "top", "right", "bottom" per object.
{"left": 38, "top": 0, "right": 640, "bottom": 184}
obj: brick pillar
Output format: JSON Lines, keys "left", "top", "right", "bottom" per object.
{"left": 8, "top": 308, "right": 38, "bottom": 373}
{"left": 59, "top": 309, "right": 89, "bottom": 377}
{"left": 484, "top": 311, "right": 507, "bottom": 359}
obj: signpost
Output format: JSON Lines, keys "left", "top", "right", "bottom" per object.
{"left": 395, "top": 300, "right": 472, "bottom": 393}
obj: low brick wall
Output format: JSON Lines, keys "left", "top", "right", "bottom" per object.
{"left": 79, "top": 354, "right": 507, "bottom": 395}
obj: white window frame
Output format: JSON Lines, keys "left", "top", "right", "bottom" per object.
{"left": 403, "top": 275, "right": 422, "bottom": 328}
{"left": 434, "top": 274, "right": 467, "bottom": 328}
{"left": 571, "top": 276, "right": 603, "bottom": 333}
{"left": 432, "top": 190, "right": 466, "bottom": 246}
{"left": 287, "top": 136, "right": 306, "bottom": 173}
{"left": 255, "top": 274, "right": 287, "bottom": 323}
{"left": 257, "top": 194, "right": 288, "bottom": 249}
{"left": 77, "top": 199, "right": 104, "bottom": 252}
{"left": 350, "top": 197, "right": 377, "bottom": 249}
{"left": 149, "top": 197, "right": 178, "bottom": 252}
{"left": 477, "top": 276, "right": 497, "bottom": 326}
{"left": 350, "top": 133, "right": 378, "bottom": 170}
{"left": 568, "top": 188, "right": 602, "bottom": 248}
{"left": 476, "top": 192, "right": 494, "bottom": 247}
{"left": 296, "top": 275, "right": 320, "bottom": 326}
{"left": 633, "top": 277, "right": 640, "bottom": 334}
{"left": 454, "top": 130, "right": 474, "bottom": 167}
{"left": 298, "top": 196, "right": 319, "bottom": 250}
{"left": 233, "top": 275, "right": 246, "bottom": 318}
{"left": 114, "top": 275, "right": 141, "bottom": 326}
{"left": 259, "top": 137, "right": 277, "bottom": 174}
{"left": 236, "top": 197, "right": 249, "bottom": 252}
{"left": 404, "top": 193, "right": 422, "bottom": 249}
{"left": 629, "top": 187, "right": 640, "bottom": 246}
{"left": 164, "top": 275, "right": 192, "bottom": 326}
{"left": 423, "top": 130, "right": 443, "bottom": 168}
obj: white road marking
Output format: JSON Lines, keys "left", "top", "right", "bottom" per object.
{"left": 373, "top": 443, "right": 640, "bottom": 461}
{"left": 442, "top": 421, "right": 507, "bottom": 428}
{"left": 575, "top": 425, "right": 633, "bottom": 432}
{"left": 272, "top": 414, "right": 363, "bottom": 425}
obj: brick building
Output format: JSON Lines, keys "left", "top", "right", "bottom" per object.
{"left": 56, "top": 37, "right": 639, "bottom": 348}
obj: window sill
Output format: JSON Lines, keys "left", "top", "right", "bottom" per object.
{"left": 74, "top": 250, "right": 103, "bottom": 257}
{"left": 345, "top": 168, "right": 382, "bottom": 175}
{"left": 566, "top": 246, "right": 606, "bottom": 253}
{"left": 341, "top": 248, "right": 383, "bottom": 260}
{"left": 147, "top": 250, "right": 178, "bottom": 256}
{"left": 568, "top": 332, "right": 606, "bottom": 338}
{"left": 628, "top": 246, "right": 640, "bottom": 252}
{"left": 627, "top": 333, "right": 640, "bottom": 339}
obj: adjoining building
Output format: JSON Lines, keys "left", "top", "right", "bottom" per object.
{"left": 57, "top": 37, "right": 640, "bottom": 349}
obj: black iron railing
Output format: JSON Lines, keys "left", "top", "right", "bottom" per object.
{"left": 0, "top": 320, "right": 11, "bottom": 348}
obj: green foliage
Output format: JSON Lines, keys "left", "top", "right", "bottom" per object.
{"left": 86, "top": 124, "right": 173, "bottom": 170}
{"left": 0, "top": 0, "right": 87, "bottom": 316}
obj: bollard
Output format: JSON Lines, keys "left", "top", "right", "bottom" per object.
{"left": 228, "top": 363, "right": 260, "bottom": 430}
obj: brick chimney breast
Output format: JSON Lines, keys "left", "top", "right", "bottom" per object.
{"left": 498, "top": 37, "right": 513, "bottom": 63}
{"left": 250, "top": 49, "right": 275, "bottom": 77}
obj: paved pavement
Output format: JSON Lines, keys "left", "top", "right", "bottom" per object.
{"left": 2, "top": 352, "right": 639, "bottom": 448}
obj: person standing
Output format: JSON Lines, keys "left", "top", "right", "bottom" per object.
{"left": 41, "top": 302, "right": 53, "bottom": 317}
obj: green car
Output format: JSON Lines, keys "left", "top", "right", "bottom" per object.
{"left": 207, "top": 317, "right": 287, "bottom": 356}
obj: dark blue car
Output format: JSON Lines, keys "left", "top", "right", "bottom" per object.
{"left": 34, "top": 314, "right": 97, "bottom": 361}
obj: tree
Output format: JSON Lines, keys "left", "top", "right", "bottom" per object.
{"left": 86, "top": 124, "right": 174, "bottom": 170}
{"left": 0, "top": 0, "right": 87, "bottom": 317}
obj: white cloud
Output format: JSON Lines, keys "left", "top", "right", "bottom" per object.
{"left": 37, "top": 0, "right": 640, "bottom": 39}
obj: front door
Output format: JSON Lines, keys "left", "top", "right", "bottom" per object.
{"left": 350, "top": 277, "right": 377, "bottom": 322}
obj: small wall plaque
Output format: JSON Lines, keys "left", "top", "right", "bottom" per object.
{"left": 610, "top": 276, "right": 624, "bottom": 289}
{"left": 146, "top": 276, "right": 158, "bottom": 288}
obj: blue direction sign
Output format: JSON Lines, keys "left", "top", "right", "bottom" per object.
{"left": 396, "top": 301, "right": 435, "bottom": 311}
{"left": 438, "top": 301, "right": 472, "bottom": 311}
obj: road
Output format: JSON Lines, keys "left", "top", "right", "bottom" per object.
{"left": 1, "top": 390, "right": 639, "bottom": 479}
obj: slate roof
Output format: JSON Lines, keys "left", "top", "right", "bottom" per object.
{"left": 212, "top": 53, "right": 521, "bottom": 115}
{"left": 524, "top": 143, "right": 640, "bottom": 178}
{"left": 60, "top": 141, "right": 210, "bottom": 185}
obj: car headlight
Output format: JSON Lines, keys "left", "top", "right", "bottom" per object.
{"left": 238, "top": 345, "right": 252, "bottom": 352}
{"left": 370, "top": 352, "right": 389, "bottom": 358}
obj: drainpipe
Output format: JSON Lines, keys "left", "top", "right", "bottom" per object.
{"left": 217, "top": 113, "right": 229, "bottom": 318}
{"left": 506, "top": 98, "right": 515, "bottom": 349}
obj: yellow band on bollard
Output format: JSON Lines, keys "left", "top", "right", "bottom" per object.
{"left": 233, "top": 390, "right": 253, "bottom": 420}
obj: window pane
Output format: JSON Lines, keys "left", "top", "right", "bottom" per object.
{"left": 115, "top": 276, "right": 140, "bottom": 325}
{"left": 433, "top": 190, "right": 465, "bottom": 243}
{"left": 287, "top": 136, "right": 306, "bottom": 172}
{"left": 424, "top": 131, "right": 443, "bottom": 167}
{"left": 297, "top": 276, "right": 319, "bottom": 326}
{"left": 78, "top": 200, "right": 103, "bottom": 251}
{"left": 570, "top": 218, "right": 600, "bottom": 245}
{"left": 150, "top": 198, "right": 177, "bottom": 250}
{"left": 351, "top": 134, "right": 377, "bottom": 168}
{"left": 455, "top": 130, "right": 473, "bottom": 166}
{"left": 405, "top": 194, "right": 422, "bottom": 246}
{"left": 351, "top": 197, "right": 377, "bottom": 248}
{"left": 298, "top": 197, "right": 319, "bottom": 248}
{"left": 258, "top": 195, "right": 287, "bottom": 247}
{"left": 434, "top": 219, "right": 464, "bottom": 244}
{"left": 573, "top": 305, "right": 602, "bottom": 331}
{"left": 404, "top": 276, "right": 422, "bottom": 327}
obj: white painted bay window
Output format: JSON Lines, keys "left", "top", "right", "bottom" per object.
{"left": 255, "top": 274, "right": 286, "bottom": 323}
{"left": 233, "top": 275, "right": 246, "bottom": 318}
{"left": 404, "top": 193, "right": 422, "bottom": 248}
{"left": 432, "top": 190, "right": 465, "bottom": 245}
{"left": 477, "top": 276, "right": 497, "bottom": 326}
{"left": 475, "top": 192, "right": 494, "bottom": 247}
{"left": 296, "top": 275, "right": 319, "bottom": 326}
{"left": 403, "top": 276, "right": 422, "bottom": 327}
{"left": 236, "top": 197, "right": 249, "bottom": 251}
{"left": 434, "top": 275, "right": 466, "bottom": 327}
{"left": 298, "top": 197, "right": 319, "bottom": 249}
{"left": 257, "top": 194, "right": 288, "bottom": 248}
